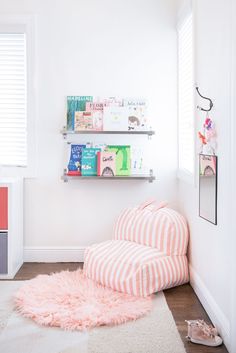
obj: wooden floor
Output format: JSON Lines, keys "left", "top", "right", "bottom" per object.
{"left": 12, "top": 263, "right": 228, "bottom": 353}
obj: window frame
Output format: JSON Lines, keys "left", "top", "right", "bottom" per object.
{"left": 0, "top": 15, "right": 36, "bottom": 178}
{"left": 176, "top": 2, "right": 196, "bottom": 185}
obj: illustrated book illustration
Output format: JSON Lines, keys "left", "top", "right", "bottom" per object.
{"left": 67, "top": 144, "right": 86, "bottom": 176}
{"left": 107, "top": 145, "right": 131, "bottom": 176}
{"left": 67, "top": 96, "right": 93, "bottom": 131}
{"left": 86, "top": 101, "right": 104, "bottom": 131}
{"left": 103, "top": 106, "right": 129, "bottom": 131}
{"left": 131, "top": 146, "right": 149, "bottom": 175}
{"left": 81, "top": 148, "right": 101, "bottom": 176}
{"left": 124, "top": 98, "right": 148, "bottom": 131}
{"left": 74, "top": 111, "right": 93, "bottom": 131}
{"left": 97, "top": 151, "right": 116, "bottom": 176}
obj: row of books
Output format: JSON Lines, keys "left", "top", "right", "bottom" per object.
{"left": 67, "top": 144, "right": 148, "bottom": 177}
{"left": 66, "top": 96, "right": 148, "bottom": 132}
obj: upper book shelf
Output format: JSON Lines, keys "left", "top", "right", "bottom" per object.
{"left": 61, "top": 127, "right": 155, "bottom": 139}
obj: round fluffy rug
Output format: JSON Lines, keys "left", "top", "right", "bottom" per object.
{"left": 14, "top": 269, "right": 152, "bottom": 331}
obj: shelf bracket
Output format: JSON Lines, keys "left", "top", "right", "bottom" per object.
{"left": 62, "top": 169, "right": 68, "bottom": 182}
{"left": 149, "top": 169, "right": 154, "bottom": 183}
{"left": 61, "top": 126, "right": 67, "bottom": 139}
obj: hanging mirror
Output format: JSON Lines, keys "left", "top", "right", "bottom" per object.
{"left": 199, "top": 154, "right": 217, "bottom": 225}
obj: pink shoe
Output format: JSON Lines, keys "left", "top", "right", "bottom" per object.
{"left": 185, "top": 320, "right": 223, "bottom": 347}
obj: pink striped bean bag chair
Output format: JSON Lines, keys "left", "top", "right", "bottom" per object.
{"left": 84, "top": 200, "right": 189, "bottom": 297}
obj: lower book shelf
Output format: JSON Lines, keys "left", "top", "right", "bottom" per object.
{"left": 61, "top": 169, "right": 155, "bottom": 183}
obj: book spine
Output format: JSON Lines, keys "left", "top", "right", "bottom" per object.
{"left": 97, "top": 151, "right": 101, "bottom": 176}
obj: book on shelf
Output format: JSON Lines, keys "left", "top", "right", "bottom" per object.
{"left": 103, "top": 106, "right": 129, "bottom": 131}
{"left": 81, "top": 148, "right": 101, "bottom": 176}
{"left": 67, "top": 144, "right": 86, "bottom": 176}
{"left": 107, "top": 145, "right": 131, "bottom": 176}
{"left": 97, "top": 151, "right": 116, "bottom": 176}
{"left": 86, "top": 101, "right": 103, "bottom": 131}
{"left": 123, "top": 98, "right": 148, "bottom": 131}
{"left": 131, "top": 146, "right": 149, "bottom": 175}
{"left": 67, "top": 96, "right": 93, "bottom": 131}
{"left": 103, "top": 97, "right": 123, "bottom": 107}
{"left": 85, "top": 102, "right": 104, "bottom": 111}
{"left": 92, "top": 143, "right": 107, "bottom": 151}
{"left": 74, "top": 111, "right": 93, "bottom": 131}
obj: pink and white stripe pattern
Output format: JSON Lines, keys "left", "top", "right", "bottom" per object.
{"left": 112, "top": 205, "right": 189, "bottom": 255}
{"left": 84, "top": 203, "right": 189, "bottom": 297}
{"left": 84, "top": 240, "right": 189, "bottom": 297}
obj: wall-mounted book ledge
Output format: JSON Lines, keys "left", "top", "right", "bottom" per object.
{"left": 61, "top": 127, "right": 155, "bottom": 139}
{"left": 61, "top": 169, "right": 155, "bottom": 183}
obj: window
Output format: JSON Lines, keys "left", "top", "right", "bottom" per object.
{"left": 0, "top": 17, "right": 35, "bottom": 176}
{"left": 177, "top": 10, "right": 194, "bottom": 177}
{"left": 0, "top": 32, "right": 27, "bottom": 166}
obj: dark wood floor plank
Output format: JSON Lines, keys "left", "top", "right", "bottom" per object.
{"left": 13, "top": 262, "right": 82, "bottom": 280}
{"left": 2, "top": 263, "right": 228, "bottom": 353}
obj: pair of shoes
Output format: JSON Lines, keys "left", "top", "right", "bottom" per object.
{"left": 185, "top": 319, "right": 223, "bottom": 347}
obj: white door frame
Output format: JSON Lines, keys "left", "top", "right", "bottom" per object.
{"left": 230, "top": 0, "right": 236, "bottom": 352}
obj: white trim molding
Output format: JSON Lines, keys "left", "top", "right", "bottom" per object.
{"left": 24, "top": 246, "right": 86, "bottom": 263}
{"left": 189, "top": 265, "right": 230, "bottom": 351}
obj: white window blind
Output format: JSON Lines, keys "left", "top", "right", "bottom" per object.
{"left": 0, "top": 33, "right": 27, "bottom": 167}
{"left": 178, "top": 13, "right": 194, "bottom": 175}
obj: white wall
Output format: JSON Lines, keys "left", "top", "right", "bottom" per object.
{"left": 0, "top": 0, "right": 179, "bottom": 255}
{"left": 230, "top": 2, "right": 236, "bottom": 352}
{"left": 178, "top": 0, "right": 233, "bottom": 350}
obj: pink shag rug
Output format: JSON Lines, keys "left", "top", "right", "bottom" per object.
{"left": 14, "top": 269, "right": 152, "bottom": 331}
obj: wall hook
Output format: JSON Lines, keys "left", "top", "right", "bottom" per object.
{"left": 195, "top": 86, "right": 213, "bottom": 112}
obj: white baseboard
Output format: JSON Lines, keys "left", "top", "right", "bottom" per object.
{"left": 23, "top": 246, "right": 86, "bottom": 263}
{"left": 189, "top": 265, "right": 230, "bottom": 351}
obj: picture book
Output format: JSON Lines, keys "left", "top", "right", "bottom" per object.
{"left": 67, "top": 96, "right": 93, "bottom": 131}
{"left": 123, "top": 98, "right": 148, "bottom": 131}
{"left": 103, "top": 97, "right": 123, "bottom": 107}
{"left": 92, "top": 110, "right": 103, "bottom": 131}
{"left": 74, "top": 111, "right": 93, "bottom": 131}
{"left": 86, "top": 102, "right": 104, "bottom": 112}
{"left": 107, "top": 145, "right": 131, "bottom": 176}
{"left": 67, "top": 144, "right": 86, "bottom": 176}
{"left": 85, "top": 102, "right": 103, "bottom": 131}
{"left": 131, "top": 146, "right": 149, "bottom": 175}
{"left": 103, "top": 106, "right": 129, "bottom": 131}
{"left": 81, "top": 148, "right": 101, "bottom": 176}
{"left": 97, "top": 151, "right": 116, "bottom": 176}
{"left": 92, "top": 143, "right": 107, "bottom": 151}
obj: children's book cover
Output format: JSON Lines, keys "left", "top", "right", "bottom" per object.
{"left": 107, "top": 145, "right": 131, "bottom": 176}
{"left": 86, "top": 102, "right": 104, "bottom": 112}
{"left": 67, "top": 96, "right": 93, "bottom": 131}
{"left": 103, "top": 97, "right": 123, "bottom": 107}
{"left": 131, "top": 146, "right": 149, "bottom": 175}
{"left": 74, "top": 111, "right": 93, "bottom": 131}
{"left": 103, "top": 106, "right": 128, "bottom": 131}
{"left": 97, "top": 151, "right": 116, "bottom": 176}
{"left": 67, "top": 144, "right": 86, "bottom": 176}
{"left": 123, "top": 98, "right": 148, "bottom": 131}
{"left": 81, "top": 148, "right": 101, "bottom": 176}
{"left": 86, "top": 102, "right": 103, "bottom": 131}
{"left": 92, "top": 143, "right": 107, "bottom": 151}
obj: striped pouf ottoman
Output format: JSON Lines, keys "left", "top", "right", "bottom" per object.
{"left": 84, "top": 200, "right": 189, "bottom": 297}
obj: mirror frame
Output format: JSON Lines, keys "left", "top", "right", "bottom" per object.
{"left": 199, "top": 153, "right": 218, "bottom": 225}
